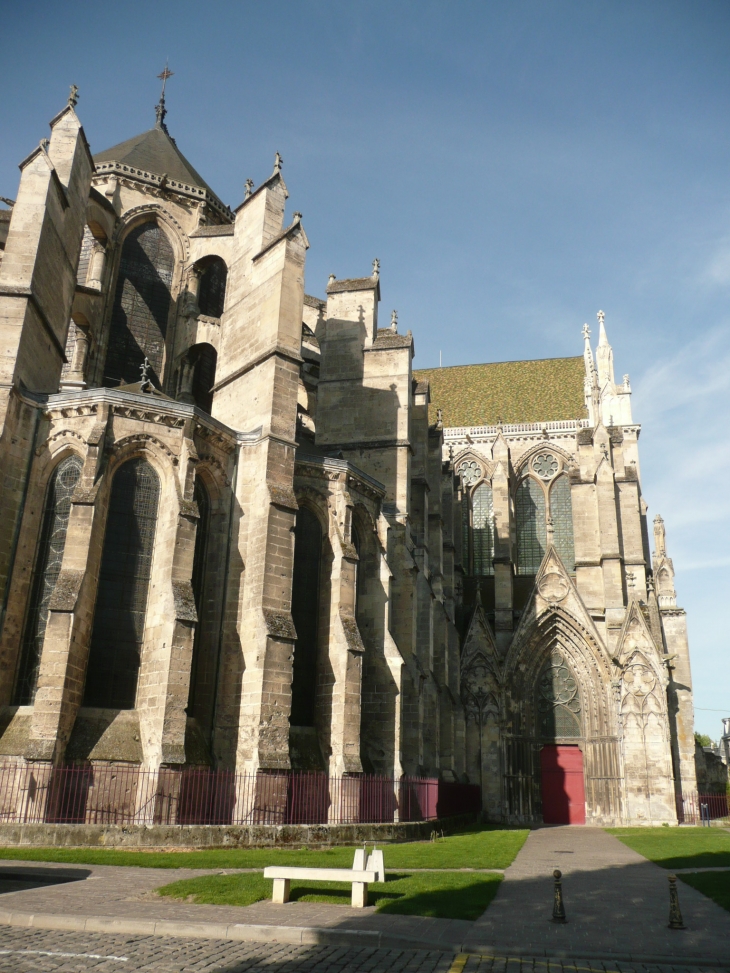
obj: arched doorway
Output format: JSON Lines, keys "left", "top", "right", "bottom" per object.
{"left": 537, "top": 650, "right": 586, "bottom": 824}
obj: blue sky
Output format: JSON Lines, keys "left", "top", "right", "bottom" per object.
{"left": 2, "top": 1, "right": 728, "bottom": 739}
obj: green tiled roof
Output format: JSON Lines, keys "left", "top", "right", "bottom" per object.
{"left": 414, "top": 357, "right": 587, "bottom": 427}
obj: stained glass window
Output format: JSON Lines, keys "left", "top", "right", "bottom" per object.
{"left": 550, "top": 475, "right": 575, "bottom": 573}
{"left": 515, "top": 477, "right": 546, "bottom": 575}
{"left": 83, "top": 459, "right": 160, "bottom": 709}
{"left": 198, "top": 258, "right": 227, "bottom": 318}
{"left": 104, "top": 222, "right": 174, "bottom": 389}
{"left": 472, "top": 482, "right": 494, "bottom": 576}
{"left": 537, "top": 651, "right": 582, "bottom": 738}
{"left": 461, "top": 493, "right": 470, "bottom": 572}
{"left": 14, "top": 455, "right": 82, "bottom": 704}
{"left": 290, "top": 507, "right": 322, "bottom": 726}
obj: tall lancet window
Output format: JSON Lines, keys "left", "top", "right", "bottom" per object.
{"left": 84, "top": 459, "right": 160, "bottom": 709}
{"left": 290, "top": 507, "right": 322, "bottom": 727}
{"left": 187, "top": 477, "right": 212, "bottom": 726}
{"left": 197, "top": 257, "right": 227, "bottom": 318}
{"left": 515, "top": 477, "right": 547, "bottom": 575}
{"left": 104, "top": 222, "right": 174, "bottom": 389}
{"left": 550, "top": 476, "right": 575, "bottom": 573}
{"left": 472, "top": 482, "right": 495, "bottom": 576}
{"left": 14, "top": 455, "right": 82, "bottom": 705}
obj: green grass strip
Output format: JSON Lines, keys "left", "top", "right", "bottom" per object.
{"left": 0, "top": 826, "right": 527, "bottom": 872}
{"left": 678, "top": 872, "right": 730, "bottom": 913}
{"left": 157, "top": 870, "right": 502, "bottom": 920}
{"left": 607, "top": 827, "right": 730, "bottom": 870}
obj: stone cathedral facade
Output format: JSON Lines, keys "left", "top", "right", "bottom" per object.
{"left": 0, "top": 92, "right": 696, "bottom": 826}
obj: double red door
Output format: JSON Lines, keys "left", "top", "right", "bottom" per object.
{"left": 540, "top": 744, "right": 586, "bottom": 824}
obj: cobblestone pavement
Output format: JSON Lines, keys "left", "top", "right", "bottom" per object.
{"left": 0, "top": 929, "right": 726, "bottom": 973}
{"left": 0, "top": 927, "right": 453, "bottom": 972}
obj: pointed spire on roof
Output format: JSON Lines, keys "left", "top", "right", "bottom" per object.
{"left": 273, "top": 151, "right": 283, "bottom": 174}
{"left": 155, "top": 63, "right": 174, "bottom": 133}
{"left": 595, "top": 309, "right": 615, "bottom": 386}
{"left": 68, "top": 84, "right": 79, "bottom": 109}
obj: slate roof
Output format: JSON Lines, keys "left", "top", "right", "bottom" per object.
{"left": 93, "top": 125, "right": 231, "bottom": 218}
{"left": 414, "top": 356, "right": 587, "bottom": 427}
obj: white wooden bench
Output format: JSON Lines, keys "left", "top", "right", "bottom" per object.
{"left": 263, "top": 848, "right": 385, "bottom": 908}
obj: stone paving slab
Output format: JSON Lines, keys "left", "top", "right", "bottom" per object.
{"left": 463, "top": 827, "right": 730, "bottom": 964}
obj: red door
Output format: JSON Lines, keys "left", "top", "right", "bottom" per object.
{"left": 540, "top": 745, "right": 586, "bottom": 824}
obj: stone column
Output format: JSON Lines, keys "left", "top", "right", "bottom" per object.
{"left": 86, "top": 240, "right": 107, "bottom": 290}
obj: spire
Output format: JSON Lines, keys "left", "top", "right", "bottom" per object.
{"left": 595, "top": 309, "right": 615, "bottom": 386}
{"left": 155, "top": 64, "right": 174, "bottom": 132}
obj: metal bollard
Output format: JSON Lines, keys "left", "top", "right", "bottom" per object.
{"left": 551, "top": 868, "right": 567, "bottom": 923}
{"left": 668, "top": 875, "right": 686, "bottom": 929}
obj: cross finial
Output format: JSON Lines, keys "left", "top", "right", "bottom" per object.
{"left": 274, "top": 152, "right": 283, "bottom": 173}
{"left": 139, "top": 357, "right": 152, "bottom": 391}
{"left": 68, "top": 84, "right": 79, "bottom": 109}
{"left": 293, "top": 211, "right": 302, "bottom": 221}
{"left": 581, "top": 323, "right": 591, "bottom": 340}
{"left": 155, "top": 63, "right": 173, "bottom": 130}
{"left": 244, "top": 178, "right": 254, "bottom": 198}
{"left": 372, "top": 258, "right": 380, "bottom": 279}
{"left": 597, "top": 309, "right": 605, "bottom": 328}
{"left": 157, "top": 64, "right": 174, "bottom": 99}
{"left": 390, "top": 309, "right": 398, "bottom": 332}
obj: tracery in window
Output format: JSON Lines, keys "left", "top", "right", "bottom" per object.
{"left": 84, "top": 458, "right": 160, "bottom": 709}
{"left": 197, "top": 257, "right": 227, "bottom": 318}
{"left": 472, "top": 482, "right": 494, "bottom": 576}
{"left": 537, "top": 650, "right": 582, "bottom": 738}
{"left": 290, "top": 506, "right": 322, "bottom": 727}
{"left": 104, "top": 222, "right": 174, "bottom": 389}
{"left": 550, "top": 475, "right": 575, "bottom": 573}
{"left": 14, "top": 455, "right": 82, "bottom": 705}
{"left": 515, "top": 476, "right": 546, "bottom": 575}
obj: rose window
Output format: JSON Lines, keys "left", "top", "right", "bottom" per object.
{"left": 457, "top": 460, "right": 483, "bottom": 487}
{"left": 532, "top": 452, "right": 559, "bottom": 480}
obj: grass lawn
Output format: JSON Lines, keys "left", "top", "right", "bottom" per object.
{"left": 678, "top": 872, "right": 730, "bottom": 914}
{"left": 0, "top": 825, "right": 527, "bottom": 871}
{"left": 607, "top": 827, "right": 730, "bottom": 870}
{"left": 157, "top": 869, "right": 502, "bottom": 920}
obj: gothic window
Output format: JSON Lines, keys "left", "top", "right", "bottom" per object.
{"left": 472, "top": 482, "right": 495, "bottom": 577}
{"left": 83, "top": 459, "right": 160, "bottom": 709}
{"left": 197, "top": 257, "right": 227, "bottom": 318}
{"left": 14, "top": 455, "right": 82, "bottom": 705}
{"left": 104, "top": 222, "right": 174, "bottom": 389}
{"left": 550, "top": 475, "right": 575, "bottom": 573}
{"left": 537, "top": 650, "right": 582, "bottom": 738}
{"left": 515, "top": 477, "right": 546, "bottom": 575}
{"left": 290, "top": 506, "right": 322, "bottom": 727}
{"left": 187, "top": 478, "right": 211, "bottom": 723}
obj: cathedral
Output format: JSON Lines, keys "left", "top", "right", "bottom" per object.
{"left": 0, "top": 88, "right": 696, "bottom": 827}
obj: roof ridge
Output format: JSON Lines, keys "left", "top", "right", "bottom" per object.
{"left": 414, "top": 355, "right": 583, "bottom": 371}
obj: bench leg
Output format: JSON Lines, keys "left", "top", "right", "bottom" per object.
{"left": 351, "top": 881, "right": 368, "bottom": 908}
{"left": 272, "top": 878, "right": 291, "bottom": 904}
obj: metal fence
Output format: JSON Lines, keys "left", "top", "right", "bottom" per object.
{"left": 677, "top": 790, "right": 730, "bottom": 826}
{"left": 0, "top": 762, "right": 480, "bottom": 827}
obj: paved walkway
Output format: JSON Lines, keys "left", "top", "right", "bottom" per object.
{"left": 464, "top": 827, "right": 730, "bottom": 964}
{"left": 0, "top": 828, "right": 728, "bottom": 968}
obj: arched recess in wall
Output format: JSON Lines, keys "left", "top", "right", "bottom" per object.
{"left": 290, "top": 505, "right": 323, "bottom": 727}
{"left": 13, "top": 454, "right": 83, "bottom": 705}
{"left": 515, "top": 476, "right": 547, "bottom": 575}
{"left": 549, "top": 475, "right": 575, "bottom": 573}
{"left": 187, "top": 477, "right": 214, "bottom": 733}
{"left": 187, "top": 343, "right": 218, "bottom": 413}
{"left": 83, "top": 458, "right": 160, "bottom": 709}
{"left": 103, "top": 221, "right": 174, "bottom": 389}
{"left": 197, "top": 256, "right": 227, "bottom": 318}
